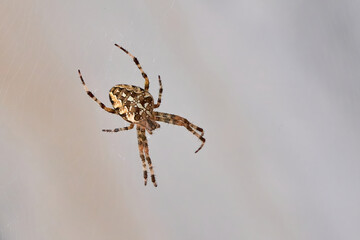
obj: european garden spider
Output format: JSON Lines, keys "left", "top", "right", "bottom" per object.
{"left": 78, "top": 44, "right": 205, "bottom": 187}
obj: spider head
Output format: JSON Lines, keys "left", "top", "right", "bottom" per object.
{"left": 140, "top": 119, "right": 160, "bottom": 134}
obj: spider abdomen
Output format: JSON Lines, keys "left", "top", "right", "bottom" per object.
{"left": 109, "top": 84, "right": 154, "bottom": 123}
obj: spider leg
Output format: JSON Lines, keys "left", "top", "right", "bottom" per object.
{"left": 78, "top": 69, "right": 116, "bottom": 114}
{"left": 102, "top": 123, "right": 134, "bottom": 132}
{"left": 136, "top": 125, "right": 148, "bottom": 186}
{"left": 138, "top": 126, "right": 158, "bottom": 187}
{"left": 154, "top": 75, "right": 163, "bottom": 109}
{"left": 114, "top": 44, "right": 150, "bottom": 91}
{"left": 154, "top": 112, "right": 205, "bottom": 153}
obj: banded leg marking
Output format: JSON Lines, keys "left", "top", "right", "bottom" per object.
{"left": 154, "top": 75, "right": 163, "bottom": 108}
{"left": 102, "top": 123, "right": 134, "bottom": 132}
{"left": 154, "top": 112, "right": 205, "bottom": 153}
{"left": 137, "top": 126, "right": 148, "bottom": 186}
{"left": 139, "top": 127, "right": 157, "bottom": 187}
{"left": 78, "top": 69, "right": 116, "bottom": 114}
{"left": 114, "top": 44, "right": 150, "bottom": 91}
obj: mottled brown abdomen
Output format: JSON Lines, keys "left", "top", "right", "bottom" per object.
{"left": 109, "top": 84, "right": 154, "bottom": 122}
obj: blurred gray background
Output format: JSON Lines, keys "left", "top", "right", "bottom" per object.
{"left": 1, "top": 0, "right": 359, "bottom": 239}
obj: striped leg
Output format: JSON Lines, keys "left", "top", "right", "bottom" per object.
{"left": 139, "top": 127, "right": 157, "bottom": 187}
{"left": 136, "top": 125, "right": 148, "bottom": 186}
{"left": 114, "top": 44, "right": 150, "bottom": 91}
{"left": 102, "top": 123, "right": 134, "bottom": 132}
{"left": 78, "top": 69, "right": 116, "bottom": 114}
{"left": 154, "top": 75, "right": 163, "bottom": 109}
{"left": 154, "top": 112, "right": 205, "bottom": 153}
{"left": 155, "top": 111, "right": 204, "bottom": 137}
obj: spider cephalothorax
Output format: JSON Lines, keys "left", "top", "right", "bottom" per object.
{"left": 78, "top": 43, "right": 205, "bottom": 187}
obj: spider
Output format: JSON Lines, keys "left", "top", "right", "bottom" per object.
{"left": 78, "top": 44, "right": 205, "bottom": 187}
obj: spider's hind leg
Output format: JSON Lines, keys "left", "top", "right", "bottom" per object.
{"left": 154, "top": 112, "right": 205, "bottom": 153}
{"left": 138, "top": 126, "right": 157, "bottom": 187}
{"left": 136, "top": 126, "right": 148, "bottom": 186}
{"left": 102, "top": 123, "right": 134, "bottom": 132}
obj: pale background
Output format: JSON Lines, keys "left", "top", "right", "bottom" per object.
{"left": 1, "top": 0, "right": 359, "bottom": 239}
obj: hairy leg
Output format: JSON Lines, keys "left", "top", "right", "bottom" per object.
{"left": 154, "top": 75, "right": 163, "bottom": 108}
{"left": 154, "top": 112, "right": 205, "bottom": 153}
{"left": 78, "top": 69, "right": 116, "bottom": 114}
{"left": 136, "top": 125, "right": 148, "bottom": 185}
{"left": 102, "top": 123, "right": 134, "bottom": 132}
{"left": 139, "top": 127, "right": 157, "bottom": 187}
{"left": 114, "top": 44, "right": 150, "bottom": 91}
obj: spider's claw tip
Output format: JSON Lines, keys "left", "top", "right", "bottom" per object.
{"left": 195, "top": 146, "right": 202, "bottom": 154}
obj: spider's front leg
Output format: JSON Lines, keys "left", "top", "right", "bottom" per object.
{"left": 154, "top": 75, "right": 163, "bottom": 108}
{"left": 78, "top": 69, "right": 117, "bottom": 114}
{"left": 114, "top": 43, "right": 150, "bottom": 91}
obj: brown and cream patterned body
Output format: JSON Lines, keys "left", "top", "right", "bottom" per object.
{"left": 109, "top": 85, "right": 160, "bottom": 133}
{"left": 78, "top": 43, "right": 205, "bottom": 187}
